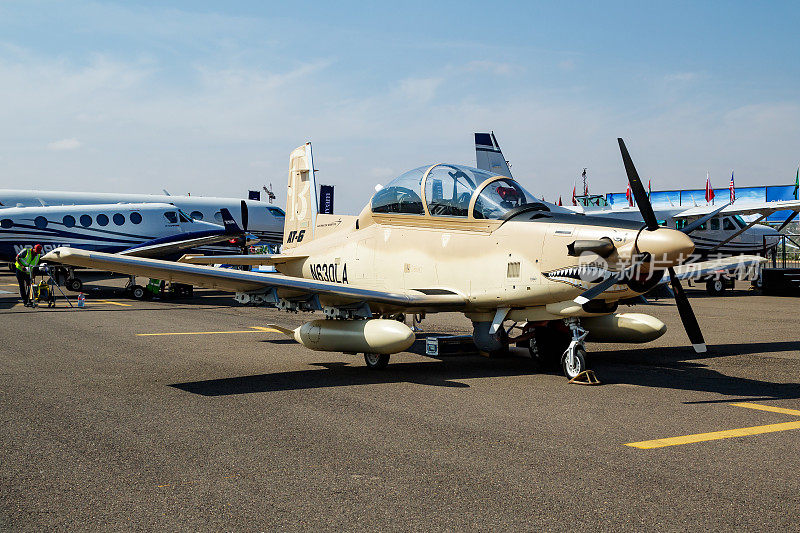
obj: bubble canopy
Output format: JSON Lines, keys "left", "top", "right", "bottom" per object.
{"left": 370, "top": 164, "right": 541, "bottom": 219}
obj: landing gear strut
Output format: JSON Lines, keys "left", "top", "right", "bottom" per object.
{"left": 561, "top": 318, "right": 589, "bottom": 379}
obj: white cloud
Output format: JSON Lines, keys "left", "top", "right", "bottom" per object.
{"left": 464, "top": 60, "right": 518, "bottom": 76}
{"left": 47, "top": 138, "right": 82, "bottom": 151}
{"left": 397, "top": 77, "right": 443, "bottom": 104}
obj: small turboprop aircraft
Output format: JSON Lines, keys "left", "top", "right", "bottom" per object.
{"left": 45, "top": 140, "right": 707, "bottom": 379}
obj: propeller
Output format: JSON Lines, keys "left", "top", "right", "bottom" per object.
{"left": 240, "top": 200, "right": 249, "bottom": 233}
{"left": 573, "top": 138, "right": 706, "bottom": 353}
{"left": 667, "top": 266, "right": 706, "bottom": 352}
{"left": 238, "top": 200, "right": 250, "bottom": 256}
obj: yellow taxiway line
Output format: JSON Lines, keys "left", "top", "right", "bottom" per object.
{"left": 626, "top": 402, "right": 800, "bottom": 449}
{"left": 9, "top": 299, "right": 132, "bottom": 309}
{"left": 137, "top": 326, "right": 279, "bottom": 337}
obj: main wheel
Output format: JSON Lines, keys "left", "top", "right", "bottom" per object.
{"left": 66, "top": 278, "right": 83, "bottom": 292}
{"left": 529, "top": 327, "right": 570, "bottom": 369}
{"left": 130, "top": 285, "right": 146, "bottom": 300}
{"left": 706, "top": 279, "right": 725, "bottom": 295}
{"left": 561, "top": 344, "right": 587, "bottom": 379}
{"left": 364, "top": 353, "right": 390, "bottom": 369}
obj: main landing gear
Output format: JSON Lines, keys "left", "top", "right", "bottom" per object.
{"left": 364, "top": 353, "right": 390, "bottom": 369}
{"left": 521, "top": 318, "right": 594, "bottom": 380}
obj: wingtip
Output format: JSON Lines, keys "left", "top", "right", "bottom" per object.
{"left": 692, "top": 343, "right": 707, "bottom": 354}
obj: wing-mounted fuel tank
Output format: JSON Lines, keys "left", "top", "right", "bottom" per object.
{"left": 269, "top": 319, "right": 415, "bottom": 354}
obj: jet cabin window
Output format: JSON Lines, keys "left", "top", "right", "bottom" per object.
{"left": 164, "top": 211, "right": 179, "bottom": 224}
{"left": 371, "top": 166, "right": 426, "bottom": 215}
{"left": 424, "top": 165, "right": 491, "bottom": 217}
{"left": 723, "top": 217, "right": 736, "bottom": 231}
{"left": 177, "top": 210, "right": 192, "bottom": 223}
{"left": 473, "top": 178, "right": 536, "bottom": 219}
{"left": 710, "top": 218, "right": 720, "bottom": 231}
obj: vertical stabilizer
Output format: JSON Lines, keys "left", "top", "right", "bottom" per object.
{"left": 284, "top": 143, "right": 319, "bottom": 248}
{"left": 475, "top": 132, "right": 513, "bottom": 177}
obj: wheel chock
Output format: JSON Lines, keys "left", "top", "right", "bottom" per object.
{"left": 568, "top": 370, "right": 601, "bottom": 385}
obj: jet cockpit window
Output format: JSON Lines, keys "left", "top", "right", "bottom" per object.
{"left": 177, "top": 210, "right": 192, "bottom": 223}
{"left": 164, "top": 211, "right": 179, "bottom": 224}
{"left": 473, "top": 178, "right": 536, "bottom": 219}
{"left": 425, "top": 165, "right": 492, "bottom": 217}
{"left": 371, "top": 166, "right": 426, "bottom": 215}
{"left": 733, "top": 215, "right": 747, "bottom": 229}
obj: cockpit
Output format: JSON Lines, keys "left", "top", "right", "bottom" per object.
{"left": 370, "top": 164, "right": 544, "bottom": 220}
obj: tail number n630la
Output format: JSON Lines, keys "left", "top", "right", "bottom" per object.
{"left": 310, "top": 263, "right": 348, "bottom": 284}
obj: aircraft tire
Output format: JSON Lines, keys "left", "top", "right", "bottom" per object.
{"left": 561, "top": 345, "right": 587, "bottom": 379}
{"left": 66, "top": 278, "right": 83, "bottom": 292}
{"left": 706, "top": 279, "right": 725, "bottom": 296}
{"left": 364, "top": 353, "right": 390, "bottom": 369}
{"left": 530, "top": 327, "right": 569, "bottom": 369}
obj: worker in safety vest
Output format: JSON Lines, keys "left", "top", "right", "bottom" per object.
{"left": 15, "top": 244, "right": 42, "bottom": 307}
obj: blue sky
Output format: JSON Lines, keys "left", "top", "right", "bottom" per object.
{"left": 1, "top": 1, "right": 799, "bottom": 211}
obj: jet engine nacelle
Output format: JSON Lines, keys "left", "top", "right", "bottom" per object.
{"left": 582, "top": 313, "right": 666, "bottom": 343}
{"left": 286, "top": 319, "right": 416, "bottom": 354}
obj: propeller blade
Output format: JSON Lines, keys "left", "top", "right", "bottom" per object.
{"left": 667, "top": 266, "right": 706, "bottom": 353}
{"left": 573, "top": 274, "right": 619, "bottom": 305}
{"left": 240, "top": 200, "right": 249, "bottom": 233}
{"left": 618, "top": 138, "right": 659, "bottom": 231}
{"left": 573, "top": 252, "right": 652, "bottom": 305}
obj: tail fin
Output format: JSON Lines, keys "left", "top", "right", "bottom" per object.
{"left": 219, "top": 208, "right": 242, "bottom": 234}
{"left": 475, "top": 132, "right": 513, "bottom": 178}
{"left": 283, "top": 142, "right": 319, "bottom": 248}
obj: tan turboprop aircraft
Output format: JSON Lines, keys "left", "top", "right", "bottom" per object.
{"left": 44, "top": 139, "right": 708, "bottom": 379}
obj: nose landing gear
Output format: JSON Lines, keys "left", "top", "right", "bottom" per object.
{"left": 561, "top": 318, "right": 589, "bottom": 379}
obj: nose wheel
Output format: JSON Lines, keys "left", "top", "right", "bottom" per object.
{"left": 562, "top": 318, "right": 590, "bottom": 380}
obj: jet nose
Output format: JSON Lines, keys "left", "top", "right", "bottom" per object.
{"left": 636, "top": 228, "right": 695, "bottom": 266}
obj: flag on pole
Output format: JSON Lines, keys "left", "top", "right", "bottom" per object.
{"left": 648, "top": 179, "right": 651, "bottom": 199}
{"left": 625, "top": 182, "right": 633, "bottom": 206}
{"left": 729, "top": 171, "right": 735, "bottom": 204}
{"left": 558, "top": 195, "right": 563, "bottom": 206}
{"left": 705, "top": 172, "right": 715, "bottom": 203}
{"left": 571, "top": 186, "right": 577, "bottom": 205}
{"left": 795, "top": 167, "right": 799, "bottom": 200}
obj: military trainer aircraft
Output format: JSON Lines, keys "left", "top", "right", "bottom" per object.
{"left": 45, "top": 140, "right": 706, "bottom": 379}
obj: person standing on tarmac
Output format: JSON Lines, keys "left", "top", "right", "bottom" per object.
{"left": 15, "top": 244, "right": 42, "bottom": 307}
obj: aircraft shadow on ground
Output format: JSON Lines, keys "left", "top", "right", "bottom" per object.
{"left": 170, "top": 340, "right": 800, "bottom": 399}
{"left": 595, "top": 341, "right": 800, "bottom": 401}
{"left": 170, "top": 357, "right": 536, "bottom": 396}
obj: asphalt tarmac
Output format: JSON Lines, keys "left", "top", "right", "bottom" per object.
{"left": 1, "top": 274, "right": 799, "bottom": 531}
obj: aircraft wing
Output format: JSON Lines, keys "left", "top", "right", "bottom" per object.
{"left": 43, "top": 247, "right": 467, "bottom": 310}
{"left": 177, "top": 253, "right": 306, "bottom": 266}
{"left": 672, "top": 200, "right": 800, "bottom": 219}
{"left": 668, "top": 255, "right": 766, "bottom": 281}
